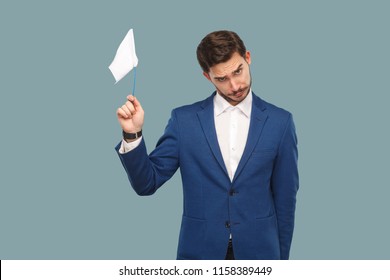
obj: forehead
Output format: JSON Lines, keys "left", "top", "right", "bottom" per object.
{"left": 209, "top": 52, "right": 245, "bottom": 76}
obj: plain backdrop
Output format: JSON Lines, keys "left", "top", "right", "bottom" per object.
{"left": 1, "top": 0, "right": 389, "bottom": 259}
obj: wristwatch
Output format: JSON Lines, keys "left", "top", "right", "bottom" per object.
{"left": 122, "top": 130, "right": 142, "bottom": 140}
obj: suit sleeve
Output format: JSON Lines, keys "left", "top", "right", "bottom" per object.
{"left": 115, "top": 110, "right": 180, "bottom": 196}
{"left": 271, "top": 113, "right": 299, "bottom": 260}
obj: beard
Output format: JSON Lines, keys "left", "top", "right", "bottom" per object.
{"left": 215, "top": 74, "right": 252, "bottom": 105}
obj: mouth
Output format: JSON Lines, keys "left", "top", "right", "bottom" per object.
{"left": 231, "top": 88, "right": 247, "bottom": 98}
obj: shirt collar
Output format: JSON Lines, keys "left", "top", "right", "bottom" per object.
{"left": 214, "top": 89, "right": 252, "bottom": 118}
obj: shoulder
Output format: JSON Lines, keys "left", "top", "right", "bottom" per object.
{"left": 171, "top": 93, "right": 214, "bottom": 116}
{"left": 253, "top": 92, "right": 293, "bottom": 120}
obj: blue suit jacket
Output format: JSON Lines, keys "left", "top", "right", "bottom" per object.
{"left": 116, "top": 92, "right": 299, "bottom": 260}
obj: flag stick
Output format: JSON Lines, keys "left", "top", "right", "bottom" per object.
{"left": 132, "top": 67, "right": 137, "bottom": 96}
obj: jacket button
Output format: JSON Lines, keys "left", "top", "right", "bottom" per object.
{"left": 225, "top": 221, "right": 231, "bottom": 228}
{"left": 229, "top": 189, "right": 235, "bottom": 196}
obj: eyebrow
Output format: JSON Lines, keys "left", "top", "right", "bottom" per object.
{"left": 214, "top": 64, "right": 243, "bottom": 80}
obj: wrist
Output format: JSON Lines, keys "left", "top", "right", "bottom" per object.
{"left": 123, "top": 130, "right": 142, "bottom": 142}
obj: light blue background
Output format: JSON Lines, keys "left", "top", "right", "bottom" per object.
{"left": 1, "top": 0, "right": 389, "bottom": 259}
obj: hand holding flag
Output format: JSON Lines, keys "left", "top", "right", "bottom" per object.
{"left": 116, "top": 95, "right": 144, "bottom": 136}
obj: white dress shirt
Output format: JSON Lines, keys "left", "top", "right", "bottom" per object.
{"left": 214, "top": 91, "right": 252, "bottom": 181}
{"left": 119, "top": 91, "right": 253, "bottom": 182}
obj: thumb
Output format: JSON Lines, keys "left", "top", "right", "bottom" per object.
{"left": 127, "top": 95, "right": 143, "bottom": 111}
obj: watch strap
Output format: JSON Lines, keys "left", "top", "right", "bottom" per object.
{"left": 122, "top": 130, "right": 142, "bottom": 140}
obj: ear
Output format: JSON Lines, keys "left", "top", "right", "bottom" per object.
{"left": 245, "top": 51, "right": 251, "bottom": 65}
{"left": 203, "top": 71, "right": 211, "bottom": 81}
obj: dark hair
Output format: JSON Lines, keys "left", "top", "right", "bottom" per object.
{"left": 196, "top": 30, "right": 247, "bottom": 73}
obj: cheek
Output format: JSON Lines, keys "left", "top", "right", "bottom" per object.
{"left": 243, "top": 73, "right": 251, "bottom": 84}
{"left": 218, "top": 84, "right": 230, "bottom": 92}
{"left": 236, "top": 77, "right": 248, "bottom": 87}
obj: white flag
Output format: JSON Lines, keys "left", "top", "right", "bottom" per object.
{"left": 109, "top": 29, "right": 138, "bottom": 84}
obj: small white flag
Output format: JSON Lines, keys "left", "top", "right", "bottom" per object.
{"left": 109, "top": 28, "right": 138, "bottom": 84}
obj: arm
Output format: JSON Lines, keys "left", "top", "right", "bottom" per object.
{"left": 271, "top": 114, "right": 299, "bottom": 260}
{"left": 115, "top": 96, "right": 180, "bottom": 195}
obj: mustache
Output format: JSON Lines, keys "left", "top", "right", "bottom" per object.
{"left": 230, "top": 87, "right": 248, "bottom": 96}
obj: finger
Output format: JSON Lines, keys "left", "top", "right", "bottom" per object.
{"left": 127, "top": 95, "right": 135, "bottom": 103}
{"left": 121, "top": 105, "right": 131, "bottom": 117}
{"left": 117, "top": 108, "right": 130, "bottom": 119}
{"left": 125, "top": 100, "right": 136, "bottom": 114}
{"left": 131, "top": 96, "right": 143, "bottom": 111}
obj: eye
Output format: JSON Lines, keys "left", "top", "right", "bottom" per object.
{"left": 234, "top": 68, "right": 242, "bottom": 75}
{"left": 216, "top": 77, "right": 227, "bottom": 82}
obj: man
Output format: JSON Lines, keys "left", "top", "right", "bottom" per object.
{"left": 115, "top": 30, "right": 299, "bottom": 260}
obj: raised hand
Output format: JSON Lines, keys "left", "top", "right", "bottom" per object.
{"left": 116, "top": 95, "right": 144, "bottom": 134}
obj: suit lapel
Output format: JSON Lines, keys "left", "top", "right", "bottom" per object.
{"left": 233, "top": 94, "right": 269, "bottom": 182}
{"left": 197, "top": 93, "right": 229, "bottom": 178}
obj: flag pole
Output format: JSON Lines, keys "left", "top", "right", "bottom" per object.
{"left": 132, "top": 67, "right": 137, "bottom": 96}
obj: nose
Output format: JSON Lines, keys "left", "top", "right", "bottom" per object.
{"left": 230, "top": 78, "right": 240, "bottom": 92}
